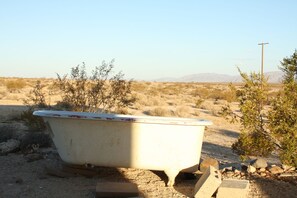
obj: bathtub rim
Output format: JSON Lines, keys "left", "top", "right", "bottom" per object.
{"left": 33, "top": 110, "right": 212, "bottom": 126}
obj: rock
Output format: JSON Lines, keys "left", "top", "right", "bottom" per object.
{"left": 259, "top": 168, "right": 266, "bottom": 173}
{"left": 220, "top": 163, "right": 242, "bottom": 171}
{"left": 269, "top": 166, "right": 284, "bottom": 174}
{"left": 251, "top": 158, "right": 268, "bottom": 169}
{"left": 25, "top": 153, "right": 43, "bottom": 162}
{"left": 282, "top": 164, "right": 296, "bottom": 172}
{"left": 279, "top": 172, "right": 297, "bottom": 178}
{"left": 234, "top": 169, "right": 241, "bottom": 174}
{"left": 247, "top": 165, "right": 256, "bottom": 173}
{"left": 260, "top": 172, "right": 267, "bottom": 177}
{"left": 199, "top": 158, "right": 219, "bottom": 173}
{"left": 225, "top": 171, "right": 234, "bottom": 178}
{"left": 0, "top": 139, "right": 20, "bottom": 155}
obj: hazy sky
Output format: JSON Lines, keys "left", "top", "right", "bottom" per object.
{"left": 1, "top": 0, "right": 296, "bottom": 80}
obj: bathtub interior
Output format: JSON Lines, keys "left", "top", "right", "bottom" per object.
{"left": 33, "top": 110, "right": 212, "bottom": 126}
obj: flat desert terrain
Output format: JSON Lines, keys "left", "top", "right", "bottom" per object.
{"left": 0, "top": 78, "right": 296, "bottom": 197}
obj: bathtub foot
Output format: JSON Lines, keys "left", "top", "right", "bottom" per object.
{"left": 164, "top": 169, "right": 179, "bottom": 187}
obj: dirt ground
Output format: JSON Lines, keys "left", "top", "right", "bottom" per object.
{"left": 0, "top": 80, "right": 296, "bottom": 197}
{"left": 1, "top": 118, "right": 296, "bottom": 197}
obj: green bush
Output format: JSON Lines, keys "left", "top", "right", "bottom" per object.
{"left": 221, "top": 51, "right": 297, "bottom": 167}
{"left": 20, "top": 132, "right": 51, "bottom": 152}
{"left": 268, "top": 50, "right": 297, "bottom": 167}
{"left": 220, "top": 69, "right": 275, "bottom": 157}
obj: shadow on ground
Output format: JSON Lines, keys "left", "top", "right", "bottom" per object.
{"left": 201, "top": 141, "right": 240, "bottom": 163}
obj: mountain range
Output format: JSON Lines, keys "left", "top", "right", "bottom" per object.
{"left": 154, "top": 71, "right": 283, "bottom": 83}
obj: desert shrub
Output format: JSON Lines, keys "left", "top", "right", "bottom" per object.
{"left": 161, "top": 84, "right": 182, "bottom": 95}
{"left": 55, "top": 60, "right": 135, "bottom": 113}
{"left": 0, "top": 125, "right": 15, "bottom": 142}
{"left": 220, "top": 69, "right": 275, "bottom": 157}
{"left": 146, "top": 107, "right": 173, "bottom": 117}
{"left": 131, "top": 81, "right": 148, "bottom": 92}
{"left": 5, "top": 79, "right": 26, "bottom": 92}
{"left": 206, "top": 84, "right": 237, "bottom": 102}
{"left": 21, "top": 80, "right": 49, "bottom": 131}
{"left": 191, "top": 87, "right": 209, "bottom": 98}
{"left": 268, "top": 50, "right": 297, "bottom": 167}
{"left": 21, "top": 109, "right": 47, "bottom": 132}
{"left": 173, "top": 106, "right": 191, "bottom": 117}
{"left": 222, "top": 51, "right": 297, "bottom": 167}
{"left": 20, "top": 132, "right": 51, "bottom": 152}
{"left": 232, "top": 130, "right": 274, "bottom": 156}
{"left": 195, "top": 98, "right": 204, "bottom": 108}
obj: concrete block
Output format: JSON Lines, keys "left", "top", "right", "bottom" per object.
{"left": 96, "top": 182, "right": 139, "bottom": 198}
{"left": 194, "top": 166, "right": 222, "bottom": 198}
{"left": 217, "top": 179, "right": 249, "bottom": 198}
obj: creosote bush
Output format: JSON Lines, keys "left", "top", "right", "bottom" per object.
{"left": 22, "top": 60, "right": 135, "bottom": 131}
{"left": 220, "top": 70, "right": 275, "bottom": 156}
{"left": 21, "top": 80, "right": 49, "bottom": 131}
{"left": 221, "top": 51, "right": 297, "bottom": 167}
{"left": 268, "top": 50, "right": 297, "bottom": 166}
{"left": 55, "top": 60, "right": 135, "bottom": 113}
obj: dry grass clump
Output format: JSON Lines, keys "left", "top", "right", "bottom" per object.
{"left": 131, "top": 81, "right": 148, "bottom": 92}
{"left": 173, "top": 106, "right": 191, "bottom": 117}
{"left": 134, "top": 93, "right": 166, "bottom": 107}
{"left": 146, "top": 107, "right": 173, "bottom": 117}
{"left": 195, "top": 98, "right": 205, "bottom": 108}
{"left": 5, "top": 79, "right": 26, "bottom": 92}
{"left": 160, "top": 84, "right": 182, "bottom": 96}
{"left": 191, "top": 87, "right": 210, "bottom": 98}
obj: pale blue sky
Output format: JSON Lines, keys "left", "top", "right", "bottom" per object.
{"left": 1, "top": 0, "right": 296, "bottom": 80}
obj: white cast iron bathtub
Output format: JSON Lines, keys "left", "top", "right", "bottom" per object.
{"left": 33, "top": 110, "right": 212, "bottom": 186}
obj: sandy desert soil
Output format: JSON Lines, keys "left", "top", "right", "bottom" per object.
{"left": 0, "top": 79, "right": 296, "bottom": 197}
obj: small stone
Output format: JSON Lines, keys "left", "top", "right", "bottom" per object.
{"left": 279, "top": 173, "right": 293, "bottom": 177}
{"left": 260, "top": 172, "right": 266, "bottom": 177}
{"left": 234, "top": 169, "right": 241, "bottom": 174}
{"left": 251, "top": 158, "right": 268, "bottom": 169}
{"left": 225, "top": 166, "right": 233, "bottom": 172}
{"left": 25, "top": 153, "right": 43, "bottom": 162}
{"left": 199, "top": 158, "right": 219, "bottom": 173}
{"left": 226, "top": 171, "right": 234, "bottom": 177}
{"left": 259, "top": 168, "right": 266, "bottom": 172}
{"left": 247, "top": 165, "right": 256, "bottom": 173}
{"left": 0, "top": 139, "right": 20, "bottom": 155}
{"left": 282, "top": 164, "right": 296, "bottom": 172}
{"left": 269, "top": 166, "right": 284, "bottom": 174}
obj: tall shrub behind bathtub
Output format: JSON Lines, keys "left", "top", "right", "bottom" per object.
{"left": 55, "top": 59, "right": 135, "bottom": 113}
{"left": 23, "top": 60, "right": 135, "bottom": 131}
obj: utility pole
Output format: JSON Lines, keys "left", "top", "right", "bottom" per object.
{"left": 258, "top": 42, "right": 269, "bottom": 110}
{"left": 258, "top": 42, "right": 269, "bottom": 81}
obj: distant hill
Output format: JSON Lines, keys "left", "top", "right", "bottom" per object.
{"left": 155, "top": 71, "right": 283, "bottom": 83}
